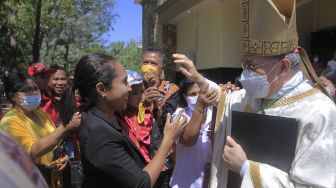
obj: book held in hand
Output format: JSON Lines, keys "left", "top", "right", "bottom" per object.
{"left": 227, "top": 111, "right": 299, "bottom": 188}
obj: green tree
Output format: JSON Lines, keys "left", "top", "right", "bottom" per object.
{"left": 41, "top": 0, "right": 118, "bottom": 68}
{"left": 109, "top": 39, "right": 142, "bottom": 71}
{"left": 0, "top": 0, "right": 117, "bottom": 72}
{"left": 0, "top": 0, "right": 35, "bottom": 72}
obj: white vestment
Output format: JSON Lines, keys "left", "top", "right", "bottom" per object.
{"left": 208, "top": 71, "right": 336, "bottom": 188}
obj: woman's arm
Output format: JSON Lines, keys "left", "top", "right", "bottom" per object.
{"left": 179, "top": 89, "right": 217, "bottom": 146}
{"left": 179, "top": 107, "right": 205, "bottom": 146}
{"left": 85, "top": 111, "right": 186, "bottom": 188}
{"left": 143, "top": 112, "right": 187, "bottom": 187}
{"left": 30, "top": 112, "right": 81, "bottom": 160}
{"left": 173, "top": 54, "right": 208, "bottom": 91}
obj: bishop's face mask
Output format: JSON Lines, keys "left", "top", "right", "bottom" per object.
{"left": 240, "top": 62, "right": 280, "bottom": 99}
{"left": 17, "top": 94, "right": 41, "bottom": 111}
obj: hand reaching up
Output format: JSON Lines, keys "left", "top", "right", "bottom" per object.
{"left": 173, "top": 54, "right": 202, "bottom": 82}
{"left": 195, "top": 88, "right": 217, "bottom": 110}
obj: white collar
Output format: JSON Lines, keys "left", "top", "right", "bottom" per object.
{"left": 267, "top": 71, "right": 312, "bottom": 99}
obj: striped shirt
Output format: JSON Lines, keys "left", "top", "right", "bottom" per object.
{"left": 0, "top": 107, "right": 56, "bottom": 166}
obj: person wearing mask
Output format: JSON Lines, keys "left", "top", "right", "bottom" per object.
{"left": 141, "top": 45, "right": 182, "bottom": 187}
{"left": 170, "top": 78, "right": 216, "bottom": 188}
{"left": 173, "top": 0, "right": 336, "bottom": 187}
{"left": 141, "top": 45, "right": 181, "bottom": 131}
{"left": 121, "top": 70, "right": 153, "bottom": 164}
{"left": 0, "top": 72, "right": 81, "bottom": 187}
{"left": 61, "top": 53, "right": 187, "bottom": 187}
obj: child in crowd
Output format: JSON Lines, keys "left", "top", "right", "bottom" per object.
{"left": 121, "top": 70, "right": 153, "bottom": 163}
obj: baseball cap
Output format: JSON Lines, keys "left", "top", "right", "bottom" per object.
{"left": 27, "top": 62, "right": 57, "bottom": 76}
{"left": 127, "top": 70, "right": 143, "bottom": 86}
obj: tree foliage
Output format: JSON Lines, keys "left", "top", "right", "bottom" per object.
{"left": 0, "top": 0, "right": 118, "bottom": 72}
{"left": 109, "top": 39, "right": 142, "bottom": 71}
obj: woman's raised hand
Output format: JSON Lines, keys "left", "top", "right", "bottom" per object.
{"left": 173, "top": 54, "right": 202, "bottom": 82}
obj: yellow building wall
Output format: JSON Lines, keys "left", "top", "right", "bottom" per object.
{"left": 220, "top": 1, "right": 241, "bottom": 68}
{"left": 176, "top": 0, "right": 241, "bottom": 69}
{"left": 176, "top": 12, "right": 198, "bottom": 63}
{"left": 176, "top": 0, "right": 336, "bottom": 69}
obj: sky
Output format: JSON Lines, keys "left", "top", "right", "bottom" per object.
{"left": 103, "top": 0, "right": 142, "bottom": 44}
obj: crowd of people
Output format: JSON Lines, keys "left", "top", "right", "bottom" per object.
{"left": 0, "top": 0, "right": 335, "bottom": 188}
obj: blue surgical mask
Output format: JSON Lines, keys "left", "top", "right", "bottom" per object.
{"left": 186, "top": 95, "right": 198, "bottom": 110}
{"left": 17, "top": 95, "right": 41, "bottom": 111}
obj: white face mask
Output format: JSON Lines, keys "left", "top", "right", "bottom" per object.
{"left": 186, "top": 95, "right": 198, "bottom": 110}
{"left": 240, "top": 63, "right": 279, "bottom": 98}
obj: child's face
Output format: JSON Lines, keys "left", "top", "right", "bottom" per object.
{"left": 128, "top": 83, "right": 144, "bottom": 109}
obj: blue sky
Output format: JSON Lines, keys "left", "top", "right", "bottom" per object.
{"left": 103, "top": 0, "right": 142, "bottom": 44}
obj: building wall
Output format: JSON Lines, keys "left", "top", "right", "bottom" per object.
{"left": 176, "top": 13, "right": 198, "bottom": 63}
{"left": 176, "top": 0, "right": 241, "bottom": 70}
{"left": 152, "top": 0, "right": 336, "bottom": 81}
{"left": 297, "top": 0, "right": 336, "bottom": 50}
{"left": 316, "top": 0, "right": 336, "bottom": 30}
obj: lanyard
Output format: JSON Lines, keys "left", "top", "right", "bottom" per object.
{"left": 258, "top": 79, "right": 305, "bottom": 114}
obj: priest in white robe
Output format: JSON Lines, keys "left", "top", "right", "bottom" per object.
{"left": 172, "top": 0, "right": 336, "bottom": 187}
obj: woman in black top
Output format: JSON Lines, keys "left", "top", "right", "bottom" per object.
{"left": 62, "top": 53, "right": 187, "bottom": 188}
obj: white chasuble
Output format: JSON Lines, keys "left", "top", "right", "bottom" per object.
{"left": 207, "top": 74, "right": 336, "bottom": 188}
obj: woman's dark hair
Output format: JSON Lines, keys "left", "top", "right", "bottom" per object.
{"left": 2, "top": 72, "right": 32, "bottom": 104}
{"left": 178, "top": 77, "right": 195, "bottom": 107}
{"left": 60, "top": 53, "right": 117, "bottom": 125}
{"left": 60, "top": 86, "right": 77, "bottom": 125}
{"left": 321, "top": 68, "right": 336, "bottom": 85}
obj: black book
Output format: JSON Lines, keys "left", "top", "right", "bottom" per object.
{"left": 227, "top": 111, "right": 299, "bottom": 188}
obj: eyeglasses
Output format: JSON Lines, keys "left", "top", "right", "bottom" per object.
{"left": 17, "top": 86, "right": 40, "bottom": 95}
{"left": 242, "top": 60, "right": 272, "bottom": 71}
